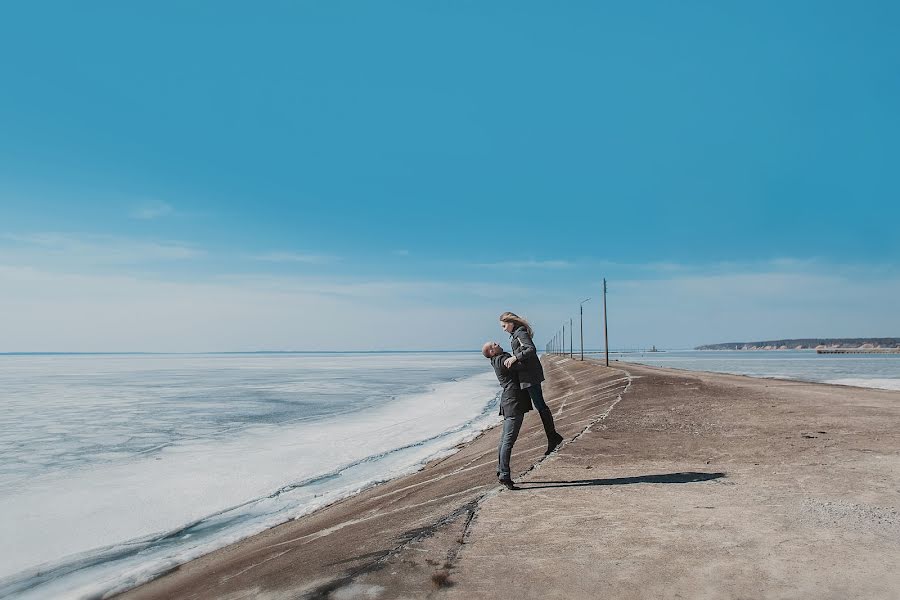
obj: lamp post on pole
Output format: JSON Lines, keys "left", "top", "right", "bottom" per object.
{"left": 603, "top": 278, "right": 609, "bottom": 367}
{"left": 580, "top": 298, "right": 591, "bottom": 361}
{"left": 569, "top": 317, "right": 573, "bottom": 358}
{"left": 562, "top": 324, "right": 565, "bottom": 358}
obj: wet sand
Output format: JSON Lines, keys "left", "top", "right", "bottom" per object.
{"left": 119, "top": 356, "right": 900, "bottom": 600}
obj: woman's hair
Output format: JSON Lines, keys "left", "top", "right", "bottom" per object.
{"left": 499, "top": 312, "right": 534, "bottom": 338}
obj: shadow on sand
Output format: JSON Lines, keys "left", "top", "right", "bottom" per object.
{"left": 517, "top": 471, "right": 725, "bottom": 490}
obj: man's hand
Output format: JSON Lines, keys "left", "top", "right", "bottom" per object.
{"left": 503, "top": 355, "right": 517, "bottom": 369}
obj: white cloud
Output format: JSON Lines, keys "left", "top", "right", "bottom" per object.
{"left": 0, "top": 250, "right": 896, "bottom": 352}
{"left": 130, "top": 202, "right": 174, "bottom": 220}
{"left": 251, "top": 252, "right": 336, "bottom": 264}
{"left": 215, "top": 274, "right": 531, "bottom": 301}
{"left": 0, "top": 232, "right": 203, "bottom": 264}
{"left": 474, "top": 260, "right": 572, "bottom": 270}
{"left": 569, "top": 268, "right": 900, "bottom": 350}
{"left": 0, "top": 267, "right": 535, "bottom": 352}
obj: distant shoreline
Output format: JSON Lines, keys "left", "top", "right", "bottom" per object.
{"left": 696, "top": 337, "right": 900, "bottom": 351}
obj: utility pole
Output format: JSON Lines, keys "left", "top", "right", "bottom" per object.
{"left": 569, "top": 317, "right": 573, "bottom": 358}
{"left": 603, "top": 278, "right": 609, "bottom": 367}
{"left": 580, "top": 297, "right": 591, "bottom": 361}
{"left": 561, "top": 324, "right": 565, "bottom": 359}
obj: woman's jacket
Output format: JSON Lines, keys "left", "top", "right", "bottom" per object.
{"left": 509, "top": 325, "right": 545, "bottom": 386}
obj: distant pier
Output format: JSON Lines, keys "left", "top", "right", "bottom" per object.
{"left": 817, "top": 348, "right": 900, "bottom": 354}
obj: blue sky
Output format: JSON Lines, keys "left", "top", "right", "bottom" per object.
{"left": 1, "top": 2, "right": 898, "bottom": 351}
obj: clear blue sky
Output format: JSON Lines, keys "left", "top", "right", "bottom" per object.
{"left": 1, "top": 2, "right": 898, "bottom": 351}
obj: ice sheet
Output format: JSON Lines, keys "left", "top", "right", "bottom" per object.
{"left": 0, "top": 353, "right": 501, "bottom": 599}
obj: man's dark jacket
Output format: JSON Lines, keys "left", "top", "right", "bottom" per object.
{"left": 490, "top": 352, "right": 533, "bottom": 417}
{"left": 509, "top": 326, "right": 545, "bottom": 385}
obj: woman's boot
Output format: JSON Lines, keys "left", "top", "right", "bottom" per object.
{"left": 538, "top": 408, "right": 564, "bottom": 455}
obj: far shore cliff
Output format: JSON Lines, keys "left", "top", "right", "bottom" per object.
{"left": 696, "top": 336, "right": 900, "bottom": 350}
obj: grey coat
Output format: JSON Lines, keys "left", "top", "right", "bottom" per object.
{"left": 489, "top": 352, "right": 533, "bottom": 417}
{"left": 509, "top": 326, "right": 545, "bottom": 386}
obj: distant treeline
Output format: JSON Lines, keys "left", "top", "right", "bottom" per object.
{"left": 696, "top": 338, "right": 900, "bottom": 350}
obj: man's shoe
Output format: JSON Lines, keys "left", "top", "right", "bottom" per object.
{"left": 545, "top": 432, "right": 564, "bottom": 455}
{"left": 498, "top": 478, "right": 517, "bottom": 490}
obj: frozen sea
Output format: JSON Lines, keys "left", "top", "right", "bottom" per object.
{"left": 0, "top": 352, "right": 501, "bottom": 599}
{"left": 614, "top": 349, "right": 900, "bottom": 391}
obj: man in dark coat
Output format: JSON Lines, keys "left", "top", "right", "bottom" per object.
{"left": 482, "top": 340, "right": 533, "bottom": 489}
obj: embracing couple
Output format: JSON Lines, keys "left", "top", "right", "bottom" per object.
{"left": 482, "top": 311, "right": 564, "bottom": 490}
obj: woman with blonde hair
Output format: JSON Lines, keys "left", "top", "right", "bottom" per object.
{"left": 499, "top": 312, "right": 564, "bottom": 455}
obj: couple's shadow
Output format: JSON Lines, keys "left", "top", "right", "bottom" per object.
{"left": 515, "top": 471, "right": 725, "bottom": 490}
